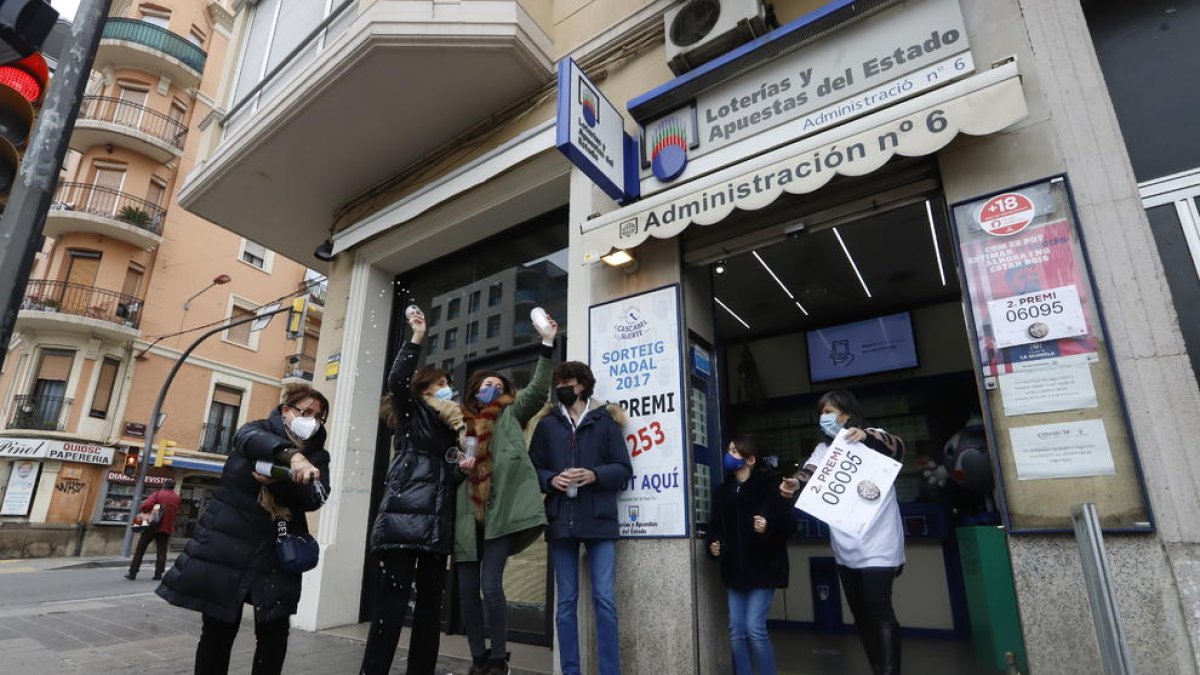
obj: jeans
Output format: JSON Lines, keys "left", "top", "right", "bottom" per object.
{"left": 549, "top": 538, "right": 619, "bottom": 675}
{"left": 195, "top": 604, "right": 289, "bottom": 675}
{"left": 359, "top": 551, "right": 448, "bottom": 675}
{"left": 457, "top": 529, "right": 516, "bottom": 661}
{"left": 838, "top": 565, "right": 902, "bottom": 675}
{"left": 727, "top": 588, "right": 777, "bottom": 675}
{"left": 129, "top": 530, "right": 169, "bottom": 578}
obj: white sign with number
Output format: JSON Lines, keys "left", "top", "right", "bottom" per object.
{"left": 987, "top": 284, "right": 1088, "bottom": 349}
{"left": 794, "top": 432, "right": 902, "bottom": 536}
{"left": 590, "top": 286, "right": 687, "bottom": 538}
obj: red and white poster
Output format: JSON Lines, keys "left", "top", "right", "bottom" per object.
{"left": 959, "top": 218, "right": 1097, "bottom": 375}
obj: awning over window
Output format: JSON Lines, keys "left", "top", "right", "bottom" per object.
{"left": 581, "top": 63, "right": 1028, "bottom": 262}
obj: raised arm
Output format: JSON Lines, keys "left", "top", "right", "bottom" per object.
{"left": 511, "top": 316, "right": 559, "bottom": 427}
{"left": 386, "top": 311, "right": 428, "bottom": 423}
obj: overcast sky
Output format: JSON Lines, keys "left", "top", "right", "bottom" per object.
{"left": 51, "top": 0, "right": 81, "bottom": 21}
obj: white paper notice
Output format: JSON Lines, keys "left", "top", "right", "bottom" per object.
{"left": 998, "top": 362, "right": 1099, "bottom": 415}
{"left": 794, "top": 432, "right": 902, "bottom": 536}
{"left": 988, "top": 284, "right": 1088, "bottom": 349}
{"left": 1009, "top": 419, "right": 1115, "bottom": 480}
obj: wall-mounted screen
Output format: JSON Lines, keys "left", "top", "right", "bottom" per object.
{"left": 807, "top": 312, "right": 919, "bottom": 383}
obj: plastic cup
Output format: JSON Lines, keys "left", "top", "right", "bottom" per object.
{"left": 464, "top": 436, "right": 478, "bottom": 459}
{"left": 405, "top": 304, "right": 421, "bottom": 320}
{"left": 531, "top": 306, "right": 551, "bottom": 334}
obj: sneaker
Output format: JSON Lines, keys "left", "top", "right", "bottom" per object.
{"left": 123, "top": 573, "right": 136, "bottom": 580}
{"left": 485, "top": 654, "right": 511, "bottom": 675}
{"left": 152, "top": 574, "right": 162, "bottom": 581}
{"left": 467, "top": 650, "right": 491, "bottom": 675}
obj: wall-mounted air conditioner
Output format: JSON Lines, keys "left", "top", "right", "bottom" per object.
{"left": 664, "top": 0, "right": 770, "bottom": 76}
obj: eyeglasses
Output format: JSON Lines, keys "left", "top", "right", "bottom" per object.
{"left": 287, "top": 404, "right": 325, "bottom": 423}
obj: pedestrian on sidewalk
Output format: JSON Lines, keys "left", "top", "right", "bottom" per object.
{"left": 124, "top": 478, "right": 180, "bottom": 581}
{"left": 360, "top": 308, "right": 474, "bottom": 675}
{"left": 529, "top": 362, "right": 632, "bottom": 675}
{"left": 707, "top": 437, "right": 795, "bottom": 675}
{"left": 454, "top": 312, "right": 557, "bottom": 675}
{"left": 157, "top": 383, "right": 332, "bottom": 675}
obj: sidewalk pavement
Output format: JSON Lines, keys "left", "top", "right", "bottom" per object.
{"left": 0, "top": 557, "right": 553, "bottom": 675}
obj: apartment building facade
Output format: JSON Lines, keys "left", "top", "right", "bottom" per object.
{"left": 0, "top": 0, "right": 322, "bottom": 557}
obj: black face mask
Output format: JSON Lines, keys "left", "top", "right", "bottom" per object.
{"left": 556, "top": 385, "right": 579, "bottom": 407}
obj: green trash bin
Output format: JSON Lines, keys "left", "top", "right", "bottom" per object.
{"left": 957, "top": 525, "right": 1028, "bottom": 673}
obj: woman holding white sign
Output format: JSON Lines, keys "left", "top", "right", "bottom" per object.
{"left": 707, "top": 436, "right": 795, "bottom": 675}
{"left": 781, "top": 390, "right": 906, "bottom": 675}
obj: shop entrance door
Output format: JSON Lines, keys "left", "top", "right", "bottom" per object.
{"left": 688, "top": 193, "right": 1015, "bottom": 675}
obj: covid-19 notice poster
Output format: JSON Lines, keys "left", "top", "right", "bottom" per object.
{"left": 589, "top": 285, "right": 688, "bottom": 538}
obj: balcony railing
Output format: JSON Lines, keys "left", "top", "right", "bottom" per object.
{"left": 283, "top": 354, "right": 316, "bottom": 381}
{"left": 8, "top": 394, "right": 72, "bottom": 431}
{"left": 78, "top": 96, "right": 187, "bottom": 150}
{"left": 51, "top": 182, "right": 166, "bottom": 235}
{"left": 102, "top": 17, "right": 207, "bottom": 73}
{"left": 199, "top": 422, "right": 235, "bottom": 455}
{"left": 21, "top": 279, "right": 144, "bottom": 329}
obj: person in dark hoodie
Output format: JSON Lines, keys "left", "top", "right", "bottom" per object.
{"left": 529, "top": 361, "right": 632, "bottom": 675}
{"left": 359, "top": 308, "right": 474, "bottom": 675}
{"left": 707, "top": 436, "right": 795, "bottom": 675}
{"left": 157, "top": 384, "right": 330, "bottom": 675}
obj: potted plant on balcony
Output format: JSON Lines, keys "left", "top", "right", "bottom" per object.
{"left": 39, "top": 298, "right": 61, "bottom": 312}
{"left": 117, "top": 205, "right": 151, "bottom": 228}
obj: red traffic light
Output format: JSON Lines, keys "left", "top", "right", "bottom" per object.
{"left": 0, "top": 52, "right": 46, "bottom": 103}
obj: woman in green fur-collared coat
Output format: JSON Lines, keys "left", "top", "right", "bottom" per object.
{"left": 454, "top": 315, "right": 557, "bottom": 675}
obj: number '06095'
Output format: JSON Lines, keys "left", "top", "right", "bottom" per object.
{"left": 818, "top": 455, "right": 862, "bottom": 505}
{"left": 626, "top": 422, "right": 665, "bottom": 457}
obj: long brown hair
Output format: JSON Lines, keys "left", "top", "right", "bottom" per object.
{"left": 461, "top": 370, "right": 515, "bottom": 416}
{"left": 378, "top": 366, "right": 450, "bottom": 429}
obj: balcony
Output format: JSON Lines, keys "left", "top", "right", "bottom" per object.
{"left": 199, "top": 422, "right": 235, "bottom": 455}
{"left": 8, "top": 395, "right": 72, "bottom": 431}
{"left": 178, "top": 0, "right": 554, "bottom": 266}
{"left": 72, "top": 96, "right": 187, "bottom": 162}
{"left": 283, "top": 354, "right": 316, "bottom": 383}
{"left": 46, "top": 182, "right": 166, "bottom": 249}
{"left": 17, "top": 280, "right": 143, "bottom": 340}
{"left": 95, "top": 18, "right": 206, "bottom": 88}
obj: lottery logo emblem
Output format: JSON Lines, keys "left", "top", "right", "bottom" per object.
{"left": 1027, "top": 322, "right": 1050, "bottom": 339}
{"left": 649, "top": 114, "right": 689, "bottom": 182}
{"left": 857, "top": 480, "right": 881, "bottom": 502}
{"left": 578, "top": 78, "right": 599, "bottom": 128}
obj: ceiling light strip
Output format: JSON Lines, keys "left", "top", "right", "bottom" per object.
{"left": 834, "top": 227, "right": 872, "bottom": 299}
{"left": 925, "top": 200, "right": 947, "bottom": 286}
{"left": 714, "top": 296, "right": 751, "bottom": 329}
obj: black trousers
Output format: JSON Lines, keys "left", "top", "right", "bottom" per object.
{"left": 456, "top": 529, "right": 516, "bottom": 662}
{"left": 838, "top": 565, "right": 902, "bottom": 675}
{"left": 359, "top": 550, "right": 448, "bottom": 675}
{"left": 195, "top": 603, "right": 290, "bottom": 675}
{"left": 128, "top": 530, "right": 169, "bottom": 578}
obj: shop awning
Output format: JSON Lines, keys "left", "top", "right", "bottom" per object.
{"left": 164, "top": 456, "right": 226, "bottom": 473}
{"left": 581, "top": 63, "right": 1028, "bottom": 262}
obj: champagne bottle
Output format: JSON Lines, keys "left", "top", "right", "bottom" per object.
{"left": 255, "top": 460, "right": 293, "bottom": 481}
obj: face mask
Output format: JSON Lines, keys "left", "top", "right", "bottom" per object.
{"left": 432, "top": 386, "right": 454, "bottom": 401}
{"left": 556, "top": 385, "right": 579, "bottom": 407}
{"left": 723, "top": 452, "right": 747, "bottom": 473}
{"left": 289, "top": 414, "right": 320, "bottom": 441}
{"left": 819, "top": 412, "right": 843, "bottom": 438}
{"left": 476, "top": 385, "right": 502, "bottom": 405}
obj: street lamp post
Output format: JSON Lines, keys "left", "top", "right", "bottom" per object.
{"left": 122, "top": 303, "right": 285, "bottom": 557}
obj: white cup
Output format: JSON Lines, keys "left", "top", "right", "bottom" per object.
{"left": 463, "top": 436, "right": 478, "bottom": 459}
{"left": 405, "top": 304, "right": 421, "bottom": 320}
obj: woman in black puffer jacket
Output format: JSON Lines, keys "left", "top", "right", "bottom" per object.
{"left": 157, "top": 383, "right": 331, "bottom": 675}
{"left": 360, "top": 308, "right": 472, "bottom": 675}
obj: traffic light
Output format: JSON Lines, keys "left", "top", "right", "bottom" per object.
{"left": 286, "top": 297, "right": 308, "bottom": 339}
{"left": 0, "top": 1, "right": 58, "bottom": 64}
{"left": 0, "top": 51, "right": 47, "bottom": 203}
{"left": 153, "top": 440, "right": 176, "bottom": 468}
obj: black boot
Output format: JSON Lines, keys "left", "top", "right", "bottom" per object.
{"left": 467, "top": 649, "right": 491, "bottom": 675}
{"left": 856, "top": 620, "right": 883, "bottom": 673}
{"left": 486, "top": 652, "right": 511, "bottom": 675}
{"left": 876, "top": 621, "right": 901, "bottom": 675}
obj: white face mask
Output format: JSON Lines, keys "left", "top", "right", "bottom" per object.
{"left": 289, "top": 414, "right": 320, "bottom": 441}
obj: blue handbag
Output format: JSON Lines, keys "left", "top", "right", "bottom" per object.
{"left": 275, "top": 517, "right": 319, "bottom": 574}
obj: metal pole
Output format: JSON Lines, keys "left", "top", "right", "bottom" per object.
{"left": 0, "top": 0, "right": 113, "bottom": 371}
{"left": 122, "top": 307, "right": 288, "bottom": 556}
{"left": 1070, "top": 503, "right": 1135, "bottom": 675}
